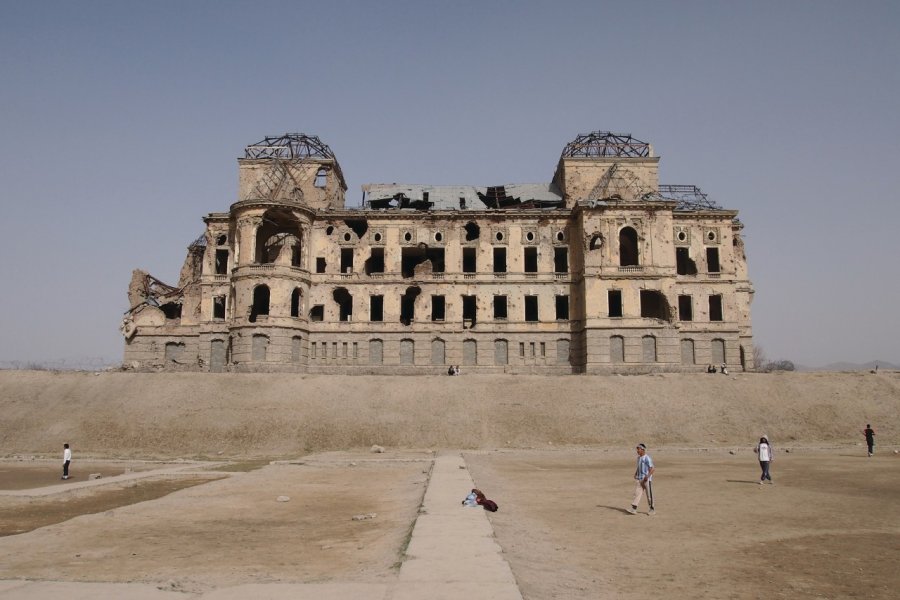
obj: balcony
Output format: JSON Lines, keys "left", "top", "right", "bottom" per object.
{"left": 232, "top": 264, "right": 309, "bottom": 280}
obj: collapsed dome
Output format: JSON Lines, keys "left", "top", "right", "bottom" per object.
{"left": 244, "top": 133, "right": 337, "bottom": 160}
{"left": 561, "top": 131, "right": 651, "bottom": 158}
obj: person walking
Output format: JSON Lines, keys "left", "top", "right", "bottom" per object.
{"left": 754, "top": 436, "right": 773, "bottom": 484}
{"left": 863, "top": 424, "right": 875, "bottom": 457}
{"left": 627, "top": 443, "right": 655, "bottom": 515}
{"left": 62, "top": 443, "right": 72, "bottom": 480}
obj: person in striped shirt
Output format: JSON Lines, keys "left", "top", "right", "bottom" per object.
{"left": 627, "top": 443, "right": 655, "bottom": 515}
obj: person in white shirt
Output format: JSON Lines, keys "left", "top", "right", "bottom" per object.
{"left": 627, "top": 443, "right": 655, "bottom": 515}
{"left": 62, "top": 443, "right": 72, "bottom": 480}
{"left": 754, "top": 436, "right": 773, "bottom": 484}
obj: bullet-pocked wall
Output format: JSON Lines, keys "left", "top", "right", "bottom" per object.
{"left": 122, "top": 131, "right": 754, "bottom": 373}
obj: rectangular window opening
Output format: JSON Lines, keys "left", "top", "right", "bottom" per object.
{"left": 709, "top": 295, "right": 723, "bottom": 321}
{"left": 554, "top": 247, "right": 568, "bottom": 273}
{"left": 525, "top": 295, "right": 539, "bottom": 322}
{"left": 707, "top": 247, "right": 720, "bottom": 273}
{"left": 676, "top": 247, "right": 697, "bottom": 276}
{"left": 370, "top": 295, "right": 384, "bottom": 322}
{"left": 678, "top": 295, "right": 693, "bottom": 321}
{"left": 524, "top": 247, "right": 538, "bottom": 273}
{"left": 608, "top": 290, "right": 623, "bottom": 318}
{"left": 215, "top": 249, "right": 229, "bottom": 275}
{"left": 462, "top": 295, "right": 476, "bottom": 327}
{"left": 555, "top": 295, "right": 569, "bottom": 320}
{"left": 493, "top": 247, "right": 507, "bottom": 273}
{"left": 431, "top": 295, "right": 445, "bottom": 321}
{"left": 462, "top": 247, "right": 477, "bottom": 273}
{"left": 341, "top": 248, "right": 354, "bottom": 274}
{"left": 493, "top": 295, "right": 508, "bottom": 320}
{"left": 316, "top": 257, "right": 326, "bottom": 273}
{"left": 213, "top": 296, "right": 226, "bottom": 319}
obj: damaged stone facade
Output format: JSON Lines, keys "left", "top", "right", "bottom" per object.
{"left": 122, "top": 131, "right": 754, "bottom": 373}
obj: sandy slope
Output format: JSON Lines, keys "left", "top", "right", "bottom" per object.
{"left": 0, "top": 370, "right": 897, "bottom": 458}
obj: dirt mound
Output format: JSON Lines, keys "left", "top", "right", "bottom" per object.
{"left": 1, "top": 371, "right": 897, "bottom": 458}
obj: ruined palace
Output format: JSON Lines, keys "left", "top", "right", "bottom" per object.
{"left": 122, "top": 131, "right": 754, "bottom": 373}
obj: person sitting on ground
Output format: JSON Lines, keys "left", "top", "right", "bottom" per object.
{"left": 453, "top": 365, "right": 460, "bottom": 376}
{"left": 720, "top": 363, "right": 729, "bottom": 375}
{"left": 448, "top": 366, "right": 454, "bottom": 376}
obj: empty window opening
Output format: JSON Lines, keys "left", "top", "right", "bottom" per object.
{"left": 608, "top": 290, "right": 623, "bottom": 318}
{"left": 216, "top": 234, "right": 228, "bottom": 246}
{"left": 250, "top": 285, "right": 270, "bottom": 322}
{"left": 401, "top": 245, "right": 444, "bottom": 277}
{"left": 255, "top": 209, "right": 302, "bottom": 264}
{"left": 520, "top": 342, "right": 526, "bottom": 357}
{"left": 365, "top": 248, "right": 385, "bottom": 275}
{"left": 404, "top": 231, "right": 413, "bottom": 242}
{"left": 525, "top": 295, "right": 538, "bottom": 322}
{"left": 459, "top": 197, "right": 467, "bottom": 209}
{"left": 314, "top": 168, "right": 328, "bottom": 188}
{"left": 678, "top": 295, "right": 693, "bottom": 321}
{"left": 493, "top": 296, "right": 508, "bottom": 320}
{"left": 462, "top": 247, "right": 477, "bottom": 273}
{"left": 309, "top": 304, "right": 324, "bottom": 322}
{"left": 525, "top": 231, "right": 536, "bottom": 242}
{"left": 462, "top": 295, "right": 477, "bottom": 327}
{"left": 215, "top": 249, "right": 229, "bottom": 275}
{"left": 556, "top": 231, "right": 566, "bottom": 242}
{"left": 370, "top": 295, "right": 384, "bottom": 322}
{"left": 640, "top": 290, "right": 671, "bottom": 321}
{"left": 343, "top": 232, "right": 352, "bottom": 242}
{"left": 422, "top": 191, "right": 430, "bottom": 203}
{"left": 540, "top": 342, "right": 546, "bottom": 357}
{"left": 333, "top": 287, "right": 353, "bottom": 321}
{"left": 291, "top": 244, "right": 301, "bottom": 267}
{"left": 493, "top": 247, "right": 507, "bottom": 273}
{"left": 213, "top": 296, "right": 226, "bottom": 320}
{"left": 706, "top": 247, "right": 720, "bottom": 273}
{"left": 556, "top": 295, "right": 569, "bottom": 320}
{"left": 524, "top": 247, "right": 538, "bottom": 273}
{"left": 554, "top": 247, "right": 568, "bottom": 273}
{"left": 341, "top": 248, "right": 354, "bottom": 273}
{"left": 619, "top": 227, "right": 640, "bottom": 266}
{"left": 291, "top": 288, "right": 303, "bottom": 318}
{"left": 589, "top": 233, "right": 604, "bottom": 250}
{"left": 431, "top": 295, "right": 446, "bottom": 321}
{"left": 344, "top": 219, "right": 368, "bottom": 239}
{"left": 325, "top": 225, "right": 334, "bottom": 235}
{"left": 165, "top": 342, "right": 185, "bottom": 364}
{"left": 464, "top": 222, "right": 480, "bottom": 241}
{"left": 160, "top": 302, "right": 182, "bottom": 320}
{"left": 709, "top": 295, "right": 723, "bottom": 321}
{"left": 400, "top": 286, "right": 420, "bottom": 325}
{"left": 316, "top": 257, "right": 326, "bottom": 273}
{"left": 676, "top": 247, "right": 698, "bottom": 275}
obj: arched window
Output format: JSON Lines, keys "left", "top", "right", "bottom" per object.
{"left": 400, "top": 339, "right": 415, "bottom": 365}
{"left": 291, "top": 288, "right": 303, "bottom": 318}
{"left": 642, "top": 335, "right": 657, "bottom": 362}
{"left": 431, "top": 338, "right": 446, "bottom": 365}
{"left": 463, "top": 339, "right": 477, "bottom": 366}
{"left": 619, "top": 227, "right": 639, "bottom": 266}
{"left": 250, "top": 285, "right": 270, "bottom": 322}
{"left": 610, "top": 335, "right": 625, "bottom": 363}
{"left": 494, "top": 339, "right": 508, "bottom": 365}
{"left": 681, "top": 339, "right": 695, "bottom": 365}
{"left": 314, "top": 168, "right": 328, "bottom": 188}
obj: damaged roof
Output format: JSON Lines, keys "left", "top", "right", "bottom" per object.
{"left": 361, "top": 183, "right": 564, "bottom": 211}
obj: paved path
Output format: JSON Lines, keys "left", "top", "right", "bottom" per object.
{"left": 0, "top": 453, "right": 523, "bottom": 600}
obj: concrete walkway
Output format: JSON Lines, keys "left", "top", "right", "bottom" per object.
{"left": 0, "top": 453, "right": 523, "bottom": 600}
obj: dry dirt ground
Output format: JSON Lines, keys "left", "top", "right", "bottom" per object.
{"left": 0, "top": 451, "right": 430, "bottom": 594}
{"left": 465, "top": 448, "right": 900, "bottom": 600}
{"left": 1, "top": 448, "right": 898, "bottom": 598}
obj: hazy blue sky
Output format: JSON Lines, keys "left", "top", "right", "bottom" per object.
{"left": 1, "top": 1, "right": 898, "bottom": 368}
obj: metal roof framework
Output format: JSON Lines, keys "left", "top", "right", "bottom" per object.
{"left": 561, "top": 131, "right": 652, "bottom": 158}
{"left": 244, "top": 133, "right": 337, "bottom": 160}
{"left": 655, "top": 184, "right": 722, "bottom": 211}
